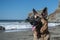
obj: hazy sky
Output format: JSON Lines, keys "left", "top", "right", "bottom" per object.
{"left": 0, "top": 0, "right": 58, "bottom": 20}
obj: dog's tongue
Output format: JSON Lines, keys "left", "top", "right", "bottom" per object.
{"left": 32, "top": 26, "right": 36, "bottom": 31}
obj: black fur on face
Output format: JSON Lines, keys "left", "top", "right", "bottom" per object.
{"left": 27, "top": 14, "right": 41, "bottom": 26}
{"left": 26, "top": 7, "right": 48, "bottom": 26}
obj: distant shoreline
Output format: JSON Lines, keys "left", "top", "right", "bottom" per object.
{"left": 0, "top": 20, "right": 25, "bottom": 22}
{"left": 0, "top": 20, "right": 60, "bottom": 23}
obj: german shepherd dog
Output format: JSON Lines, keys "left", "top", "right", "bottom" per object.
{"left": 26, "top": 7, "right": 50, "bottom": 40}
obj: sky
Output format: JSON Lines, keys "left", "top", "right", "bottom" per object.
{"left": 0, "top": 0, "right": 58, "bottom": 20}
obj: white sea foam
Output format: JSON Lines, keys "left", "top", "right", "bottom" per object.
{"left": 0, "top": 22, "right": 60, "bottom": 32}
{"left": 48, "top": 23, "right": 60, "bottom": 27}
{"left": 0, "top": 22, "right": 32, "bottom": 30}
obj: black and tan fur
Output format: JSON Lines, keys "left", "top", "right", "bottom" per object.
{"left": 27, "top": 7, "right": 50, "bottom": 40}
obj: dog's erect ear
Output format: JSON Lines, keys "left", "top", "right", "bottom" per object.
{"left": 33, "top": 8, "right": 38, "bottom": 15}
{"left": 41, "top": 7, "right": 48, "bottom": 18}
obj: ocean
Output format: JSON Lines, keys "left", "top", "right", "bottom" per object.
{"left": 0, "top": 21, "right": 60, "bottom": 32}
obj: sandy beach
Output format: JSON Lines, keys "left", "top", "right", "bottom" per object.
{"left": 0, "top": 30, "right": 33, "bottom": 40}
{"left": 0, "top": 26, "right": 60, "bottom": 40}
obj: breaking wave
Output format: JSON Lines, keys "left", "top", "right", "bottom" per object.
{"left": 0, "top": 22, "right": 60, "bottom": 32}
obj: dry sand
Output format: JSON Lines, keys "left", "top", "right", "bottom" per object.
{"left": 0, "top": 26, "right": 60, "bottom": 40}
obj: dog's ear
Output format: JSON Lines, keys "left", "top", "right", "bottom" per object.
{"left": 41, "top": 7, "right": 48, "bottom": 18}
{"left": 33, "top": 8, "right": 38, "bottom": 15}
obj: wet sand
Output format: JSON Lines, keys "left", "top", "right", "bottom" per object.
{"left": 49, "top": 26, "right": 60, "bottom": 40}
{"left": 0, "top": 30, "right": 33, "bottom": 40}
{"left": 0, "top": 26, "right": 60, "bottom": 40}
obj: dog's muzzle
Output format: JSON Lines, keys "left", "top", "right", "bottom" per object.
{"left": 26, "top": 16, "right": 41, "bottom": 26}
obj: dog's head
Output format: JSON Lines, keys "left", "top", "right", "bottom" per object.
{"left": 26, "top": 7, "right": 48, "bottom": 26}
